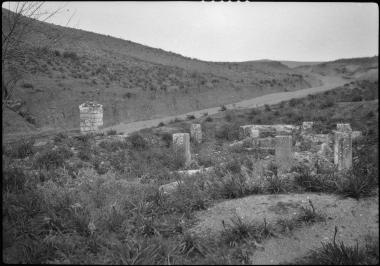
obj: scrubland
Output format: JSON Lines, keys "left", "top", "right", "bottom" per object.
{"left": 2, "top": 79, "right": 378, "bottom": 264}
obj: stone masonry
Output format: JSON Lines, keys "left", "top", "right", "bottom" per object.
{"left": 275, "top": 135, "right": 293, "bottom": 172}
{"left": 301, "top": 121, "right": 314, "bottom": 134}
{"left": 337, "top": 123, "right": 352, "bottom": 132}
{"left": 79, "top": 101, "right": 103, "bottom": 133}
{"left": 172, "top": 133, "right": 191, "bottom": 166}
{"left": 334, "top": 130, "right": 352, "bottom": 171}
{"left": 190, "top": 124, "right": 202, "bottom": 144}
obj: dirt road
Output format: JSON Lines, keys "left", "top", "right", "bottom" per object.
{"left": 3, "top": 75, "right": 346, "bottom": 143}
{"left": 102, "top": 76, "right": 346, "bottom": 135}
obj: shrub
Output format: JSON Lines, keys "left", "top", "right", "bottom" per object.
{"left": 99, "top": 139, "right": 127, "bottom": 152}
{"left": 158, "top": 122, "right": 165, "bottom": 127}
{"left": 220, "top": 105, "right": 227, "bottom": 111}
{"left": 205, "top": 116, "right": 213, "bottom": 122}
{"left": 53, "top": 132, "right": 69, "bottom": 144}
{"left": 334, "top": 170, "right": 376, "bottom": 199}
{"left": 319, "top": 97, "right": 335, "bottom": 108}
{"left": 186, "top": 114, "right": 196, "bottom": 120}
{"left": 34, "top": 147, "right": 73, "bottom": 170}
{"left": 289, "top": 98, "right": 302, "bottom": 107}
{"left": 106, "top": 129, "right": 117, "bottom": 136}
{"left": 3, "top": 164, "right": 36, "bottom": 192}
{"left": 22, "top": 83, "right": 34, "bottom": 89}
{"left": 264, "top": 104, "right": 271, "bottom": 112}
{"left": 161, "top": 133, "right": 172, "bottom": 147}
{"left": 63, "top": 51, "right": 78, "bottom": 60}
{"left": 127, "top": 133, "right": 148, "bottom": 151}
{"left": 215, "top": 124, "right": 239, "bottom": 141}
{"left": 221, "top": 216, "right": 274, "bottom": 247}
{"left": 5, "top": 138, "right": 35, "bottom": 158}
{"left": 224, "top": 110, "right": 236, "bottom": 122}
{"left": 294, "top": 227, "right": 379, "bottom": 265}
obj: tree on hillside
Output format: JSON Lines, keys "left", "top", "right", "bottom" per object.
{"left": 2, "top": 1, "right": 74, "bottom": 109}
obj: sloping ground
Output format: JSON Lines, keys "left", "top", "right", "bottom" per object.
{"left": 2, "top": 8, "right": 317, "bottom": 132}
{"left": 2, "top": 107, "right": 37, "bottom": 136}
{"left": 190, "top": 192, "right": 379, "bottom": 265}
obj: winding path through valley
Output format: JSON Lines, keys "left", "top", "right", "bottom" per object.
{"left": 3, "top": 75, "right": 346, "bottom": 142}
{"left": 103, "top": 76, "right": 346, "bottom": 135}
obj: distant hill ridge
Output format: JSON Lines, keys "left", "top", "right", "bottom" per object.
{"left": 1, "top": 7, "right": 377, "bottom": 134}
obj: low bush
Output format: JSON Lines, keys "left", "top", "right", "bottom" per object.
{"left": 53, "top": 132, "right": 69, "bottom": 144}
{"left": 22, "top": 83, "right": 34, "bottom": 89}
{"left": 221, "top": 216, "right": 274, "bottom": 247}
{"left": 294, "top": 227, "right": 379, "bottom": 265}
{"left": 205, "top": 116, "right": 213, "bottom": 122}
{"left": 34, "top": 146, "right": 73, "bottom": 170}
{"left": 219, "top": 105, "right": 227, "bottom": 111}
{"left": 4, "top": 138, "right": 35, "bottom": 158}
{"left": 98, "top": 139, "right": 127, "bottom": 152}
{"left": 127, "top": 133, "right": 148, "bottom": 151}
{"left": 106, "top": 129, "right": 117, "bottom": 136}
{"left": 186, "top": 114, "right": 196, "bottom": 120}
{"left": 215, "top": 123, "right": 239, "bottom": 141}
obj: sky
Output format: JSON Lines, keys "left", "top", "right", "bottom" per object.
{"left": 3, "top": 1, "right": 379, "bottom": 62}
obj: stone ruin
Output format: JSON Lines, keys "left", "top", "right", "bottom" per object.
{"left": 161, "top": 121, "right": 359, "bottom": 195}
{"left": 172, "top": 133, "right": 191, "bottom": 166}
{"left": 190, "top": 124, "right": 202, "bottom": 144}
{"left": 239, "top": 124, "right": 296, "bottom": 139}
{"left": 79, "top": 101, "right": 103, "bottom": 133}
{"left": 275, "top": 135, "right": 293, "bottom": 173}
{"left": 239, "top": 121, "right": 356, "bottom": 171}
{"left": 334, "top": 123, "right": 353, "bottom": 171}
{"left": 301, "top": 121, "right": 314, "bottom": 135}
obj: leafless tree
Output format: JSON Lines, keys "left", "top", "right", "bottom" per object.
{"left": 2, "top": 1, "right": 74, "bottom": 109}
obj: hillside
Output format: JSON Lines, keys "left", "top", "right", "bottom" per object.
{"left": 295, "top": 56, "right": 378, "bottom": 80}
{"left": 280, "top": 60, "right": 324, "bottom": 68}
{"left": 1, "top": 8, "right": 377, "bottom": 136}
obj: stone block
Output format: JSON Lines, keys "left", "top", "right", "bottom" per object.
{"left": 190, "top": 124, "right": 202, "bottom": 143}
{"left": 301, "top": 121, "right": 314, "bottom": 134}
{"left": 333, "top": 131, "right": 352, "bottom": 171}
{"left": 172, "top": 133, "right": 191, "bottom": 166}
{"left": 352, "top": 131, "right": 362, "bottom": 139}
{"left": 79, "top": 101, "right": 103, "bottom": 133}
{"left": 336, "top": 123, "right": 352, "bottom": 132}
{"left": 275, "top": 135, "right": 293, "bottom": 172}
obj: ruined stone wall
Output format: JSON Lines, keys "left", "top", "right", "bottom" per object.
{"left": 79, "top": 101, "right": 103, "bottom": 133}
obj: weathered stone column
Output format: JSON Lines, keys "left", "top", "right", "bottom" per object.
{"left": 173, "top": 133, "right": 191, "bottom": 166}
{"left": 352, "top": 130, "right": 362, "bottom": 140}
{"left": 275, "top": 135, "right": 293, "bottom": 172}
{"left": 334, "top": 131, "right": 352, "bottom": 171}
{"left": 239, "top": 125, "right": 253, "bottom": 139}
{"left": 79, "top": 101, "right": 103, "bottom": 133}
{"left": 301, "top": 121, "right": 314, "bottom": 134}
{"left": 190, "top": 124, "right": 202, "bottom": 143}
{"left": 249, "top": 128, "right": 260, "bottom": 138}
{"left": 336, "top": 123, "right": 352, "bottom": 132}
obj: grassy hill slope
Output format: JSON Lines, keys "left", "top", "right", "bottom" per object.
{"left": 2, "top": 8, "right": 377, "bottom": 135}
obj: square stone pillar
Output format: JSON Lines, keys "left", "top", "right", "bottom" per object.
{"left": 334, "top": 131, "right": 352, "bottom": 171}
{"left": 249, "top": 128, "right": 260, "bottom": 138}
{"left": 239, "top": 125, "right": 253, "bottom": 139}
{"left": 336, "top": 123, "right": 352, "bottom": 132}
{"left": 79, "top": 101, "right": 103, "bottom": 133}
{"left": 275, "top": 135, "right": 293, "bottom": 173}
{"left": 301, "top": 121, "right": 314, "bottom": 134}
{"left": 173, "top": 133, "right": 191, "bottom": 166}
{"left": 352, "top": 131, "right": 362, "bottom": 140}
{"left": 190, "top": 124, "right": 202, "bottom": 144}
